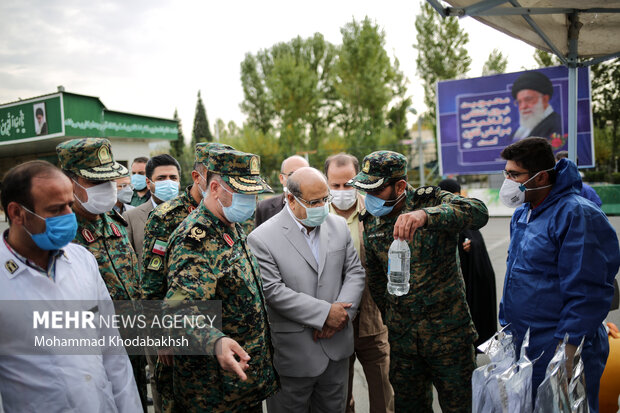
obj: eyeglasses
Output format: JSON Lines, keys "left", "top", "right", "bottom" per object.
{"left": 295, "top": 194, "right": 333, "bottom": 207}
{"left": 502, "top": 170, "right": 529, "bottom": 180}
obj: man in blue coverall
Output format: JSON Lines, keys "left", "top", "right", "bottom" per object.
{"left": 498, "top": 137, "right": 620, "bottom": 413}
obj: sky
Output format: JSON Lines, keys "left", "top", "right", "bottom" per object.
{"left": 0, "top": 0, "right": 540, "bottom": 140}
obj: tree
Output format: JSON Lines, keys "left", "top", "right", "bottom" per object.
{"left": 170, "top": 108, "right": 185, "bottom": 158}
{"left": 533, "top": 49, "right": 560, "bottom": 68}
{"left": 482, "top": 49, "right": 508, "bottom": 76}
{"left": 191, "top": 90, "right": 212, "bottom": 146}
{"left": 591, "top": 58, "right": 620, "bottom": 174}
{"left": 336, "top": 17, "right": 410, "bottom": 160}
{"left": 414, "top": 2, "right": 471, "bottom": 135}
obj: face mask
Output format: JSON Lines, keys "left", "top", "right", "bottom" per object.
{"left": 117, "top": 185, "right": 133, "bottom": 204}
{"left": 22, "top": 207, "right": 77, "bottom": 250}
{"left": 74, "top": 180, "right": 117, "bottom": 215}
{"left": 365, "top": 190, "right": 405, "bottom": 217}
{"left": 131, "top": 174, "right": 147, "bottom": 191}
{"left": 218, "top": 185, "right": 256, "bottom": 223}
{"left": 154, "top": 180, "right": 179, "bottom": 202}
{"left": 294, "top": 196, "right": 329, "bottom": 227}
{"left": 499, "top": 168, "right": 553, "bottom": 208}
{"left": 331, "top": 189, "right": 357, "bottom": 210}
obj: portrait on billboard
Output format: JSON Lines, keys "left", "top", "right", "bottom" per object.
{"left": 437, "top": 66, "right": 593, "bottom": 175}
{"left": 33, "top": 102, "right": 47, "bottom": 136}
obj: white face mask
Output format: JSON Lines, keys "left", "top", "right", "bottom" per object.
{"left": 74, "top": 180, "right": 117, "bottom": 215}
{"left": 499, "top": 168, "right": 553, "bottom": 208}
{"left": 330, "top": 189, "right": 357, "bottom": 210}
{"left": 117, "top": 185, "right": 133, "bottom": 204}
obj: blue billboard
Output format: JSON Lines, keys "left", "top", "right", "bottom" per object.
{"left": 437, "top": 66, "right": 593, "bottom": 175}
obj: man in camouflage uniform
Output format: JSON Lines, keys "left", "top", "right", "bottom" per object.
{"left": 56, "top": 137, "right": 146, "bottom": 411}
{"left": 164, "top": 149, "right": 278, "bottom": 412}
{"left": 141, "top": 142, "right": 232, "bottom": 412}
{"left": 348, "top": 151, "right": 489, "bottom": 413}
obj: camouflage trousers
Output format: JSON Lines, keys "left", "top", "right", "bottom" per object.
{"left": 387, "top": 307, "right": 476, "bottom": 412}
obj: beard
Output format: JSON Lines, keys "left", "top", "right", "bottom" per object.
{"left": 519, "top": 98, "right": 547, "bottom": 131}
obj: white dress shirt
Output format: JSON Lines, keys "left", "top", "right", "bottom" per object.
{"left": 0, "top": 238, "right": 142, "bottom": 413}
{"left": 286, "top": 204, "right": 321, "bottom": 263}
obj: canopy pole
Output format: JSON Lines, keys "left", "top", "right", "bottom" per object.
{"left": 567, "top": 12, "right": 582, "bottom": 163}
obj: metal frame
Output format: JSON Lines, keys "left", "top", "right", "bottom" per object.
{"left": 426, "top": 0, "right": 620, "bottom": 163}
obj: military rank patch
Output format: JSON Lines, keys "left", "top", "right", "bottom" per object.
{"left": 110, "top": 223, "right": 121, "bottom": 237}
{"left": 5, "top": 260, "right": 18, "bottom": 274}
{"left": 223, "top": 233, "right": 234, "bottom": 247}
{"left": 188, "top": 226, "right": 206, "bottom": 242}
{"left": 82, "top": 229, "right": 95, "bottom": 243}
{"left": 147, "top": 256, "right": 162, "bottom": 271}
{"left": 158, "top": 203, "right": 174, "bottom": 215}
{"left": 414, "top": 186, "right": 438, "bottom": 201}
{"left": 152, "top": 239, "right": 167, "bottom": 256}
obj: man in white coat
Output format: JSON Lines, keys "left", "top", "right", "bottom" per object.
{"left": 248, "top": 167, "right": 365, "bottom": 413}
{"left": 0, "top": 160, "right": 142, "bottom": 413}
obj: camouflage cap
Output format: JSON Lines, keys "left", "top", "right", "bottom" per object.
{"left": 207, "top": 149, "right": 273, "bottom": 194}
{"left": 347, "top": 150, "right": 407, "bottom": 191}
{"left": 56, "top": 138, "right": 128, "bottom": 181}
{"left": 194, "top": 142, "right": 234, "bottom": 164}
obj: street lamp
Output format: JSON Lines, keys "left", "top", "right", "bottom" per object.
{"left": 408, "top": 107, "right": 425, "bottom": 186}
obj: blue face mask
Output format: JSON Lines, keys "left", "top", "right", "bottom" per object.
{"left": 365, "top": 191, "right": 405, "bottom": 217}
{"left": 22, "top": 207, "right": 77, "bottom": 250}
{"left": 131, "top": 174, "right": 147, "bottom": 191}
{"left": 294, "top": 196, "right": 329, "bottom": 227}
{"left": 218, "top": 185, "right": 257, "bottom": 223}
{"left": 154, "top": 180, "right": 179, "bottom": 202}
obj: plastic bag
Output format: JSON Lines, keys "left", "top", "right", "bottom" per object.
{"left": 568, "top": 337, "right": 588, "bottom": 413}
{"left": 533, "top": 334, "right": 571, "bottom": 413}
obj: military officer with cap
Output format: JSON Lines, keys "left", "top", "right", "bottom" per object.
{"left": 349, "top": 150, "right": 489, "bottom": 412}
{"left": 141, "top": 142, "right": 232, "bottom": 413}
{"left": 56, "top": 137, "right": 147, "bottom": 410}
{"left": 163, "top": 149, "right": 278, "bottom": 411}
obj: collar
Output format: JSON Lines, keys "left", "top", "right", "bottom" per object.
{"left": 2, "top": 230, "right": 65, "bottom": 279}
{"left": 286, "top": 204, "right": 319, "bottom": 235}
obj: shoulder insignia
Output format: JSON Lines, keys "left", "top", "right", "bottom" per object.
{"left": 109, "top": 209, "right": 128, "bottom": 226}
{"left": 188, "top": 226, "right": 206, "bottom": 242}
{"left": 157, "top": 202, "right": 174, "bottom": 215}
{"left": 414, "top": 186, "right": 439, "bottom": 201}
{"left": 152, "top": 239, "right": 167, "bottom": 256}
{"left": 147, "top": 256, "right": 163, "bottom": 271}
{"left": 5, "top": 260, "right": 18, "bottom": 274}
{"left": 82, "top": 228, "right": 96, "bottom": 244}
{"left": 110, "top": 223, "right": 122, "bottom": 237}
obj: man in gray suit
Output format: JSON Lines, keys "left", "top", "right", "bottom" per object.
{"left": 123, "top": 154, "right": 181, "bottom": 266}
{"left": 248, "top": 167, "right": 366, "bottom": 413}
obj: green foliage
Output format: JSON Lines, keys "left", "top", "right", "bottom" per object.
{"left": 591, "top": 58, "right": 620, "bottom": 173}
{"left": 414, "top": 1, "right": 471, "bottom": 133}
{"left": 612, "top": 172, "right": 620, "bottom": 184}
{"left": 583, "top": 170, "right": 606, "bottom": 183}
{"left": 482, "top": 49, "right": 508, "bottom": 76}
{"left": 170, "top": 108, "right": 186, "bottom": 159}
{"left": 191, "top": 90, "right": 213, "bottom": 145}
{"left": 533, "top": 49, "right": 559, "bottom": 68}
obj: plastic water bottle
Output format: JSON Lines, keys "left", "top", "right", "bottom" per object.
{"left": 387, "top": 239, "right": 410, "bottom": 296}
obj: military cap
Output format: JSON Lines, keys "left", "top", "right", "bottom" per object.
{"left": 194, "top": 142, "right": 234, "bottom": 164}
{"left": 207, "top": 149, "right": 273, "bottom": 194}
{"left": 347, "top": 150, "right": 407, "bottom": 191}
{"left": 511, "top": 71, "right": 553, "bottom": 99}
{"left": 56, "top": 138, "right": 128, "bottom": 181}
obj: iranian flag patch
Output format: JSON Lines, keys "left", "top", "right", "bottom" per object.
{"left": 152, "top": 239, "right": 167, "bottom": 256}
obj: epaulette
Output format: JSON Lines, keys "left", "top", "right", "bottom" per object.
{"left": 108, "top": 209, "right": 128, "bottom": 227}
{"left": 154, "top": 200, "right": 177, "bottom": 217}
{"left": 413, "top": 186, "right": 439, "bottom": 201}
{"left": 184, "top": 223, "right": 208, "bottom": 244}
{"left": 360, "top": 209, "right": 371, "bottom": 222}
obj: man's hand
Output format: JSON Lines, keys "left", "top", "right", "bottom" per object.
{"left": 325, "top": 302, "right": 352, "bottom": 330}
{"left": 157, "top": 348, "right": 174, "bottom": 366}
{"left": 462, "top": 238, "right": 471, "bottom": 253}
{"left": 215, "top": 337, "right": 251, "bottom": 381}
{"left": 313, "top": 326, "right": 339, "bottom": 341}
{"left": 393, "top": 210, "right": 427, "bottom": 241}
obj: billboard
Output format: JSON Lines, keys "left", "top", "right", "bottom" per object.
{"left": 437, "top": 66, "right": 593, "bottom": 175}
{"left": 0, "top": 94, "right": 64, "bottom": 143}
